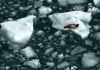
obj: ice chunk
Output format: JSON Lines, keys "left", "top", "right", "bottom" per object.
{"left": 45, "top": 48, "right": 54, "bottom": 55}
{"left": 47, "top": 0, "right": 52, "bottom": 4}
{"left": 60, "top": 40, "right": 66, "bottom": 46}
{"left": 20, "top": 46, "right": 37, "bottom": 58}
{"left": 67, "top": 0, "right": 87, "bottom": 4}
{"left": 34, "top": 0, "right": 43, "bottom": 8}
{"left": 58, "top": 53, "right": 64, "bottom": 60}
{"left": 73, "top": 5, "right": 85, "bottom": 11}
{"left": 47, "top": 62, "right": 55, "bottom": 67}
{"left": 39, "top": 6, "right": 52, "bottom": 17}
{"left": 24, "top": 59, "right": 41, "bottom": 69}
{"left": 58, "top": 0, "right": 68, "bottom": 6}
{"left": 58, "top": 0, "right": 87, "bottom": 6}
{"left": 0, "top": 15, "right": 36, "bottom": 50}
{"left": 94, "top": 32, "right": 100, "bottom": 40}
{"left": 57, "top": 61, "right": 70, "bottom": 69}
{"left": 81, "top": 52, "right": 99, "bottom": 68}
{"left": 36, "top": 30, "right": 44, "bottom": 35}
{"left": 88, "top": 7, "right": 100, "bottom": 14}
{"left": 65, "top": 66, "right": 77, "bottom": 70}
{"left": 93, "top": 0, "right": 100, "bottom": 7}
{"left": 49, "top": 11, "right": 92, "bottom": 38}
{"left": 54, "top": 30, "right": 62, "bottom": 36}
{"left": 71, "top": 46, "right": 86, "bottom": 55}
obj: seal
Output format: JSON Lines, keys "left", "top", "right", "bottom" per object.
{"left": 64, "top": 24, "right": 79, "bottom": 29}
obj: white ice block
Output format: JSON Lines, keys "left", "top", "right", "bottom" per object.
{"left": 0, "top": 15, "right": 36, "bottom": 49}
{"left": 49, "top": 11, "right": 92, "bottom": 39}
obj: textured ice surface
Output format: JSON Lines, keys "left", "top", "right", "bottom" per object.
{"left": 49, "top": 11, "right": 92, "bottom": 38}
{"left": 0, "top": 15, "right": 36, "bottom": 49}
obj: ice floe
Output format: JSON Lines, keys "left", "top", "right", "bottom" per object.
{"left": 49, "top": 11, "right": 92, "bottom": 39}
{"left": 0, "top": 15, "right": 36, "bottom": 50}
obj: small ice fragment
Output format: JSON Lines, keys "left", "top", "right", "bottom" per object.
{"left": 36, "top": 30, "right": 44, "bottom": 35}
{"left": 94, "top": 32, "right": 100, "bottom": 40}
{"left": 58, "top": 0, "right": 68, "bottom": 6}
{"left": 20, "top": 46, "right": 37, "bottom": 58}
{"left": 24, "top": 59, "right": 41, "bottom": 69}
{"left": 67, "top": 0, "right": 87, "bottom": 4}
{"left": 57, "top": 61, "right": 70, "bottom": 69}
{"left": 58, "top": 0, "right": 87, "bottom": 6}
{"left": 71, "top": 46, "right": 86, "bottom": 55}
{"left": 45, "top": 48, "right": 54, "bottom": 55}
{"left": 47, "top": 62, "right": 55, "bottom": 67}
{"left": 47, "top": 0, "right": 52, "bottom": 4}
{"left": 82, "top": 52, "right": 99, "bottom": 68}
{"left": 39, "top": 6, "right": 52, "bottom": 17}
{"left": 65, "top": 66, "right": 77, "bottom": 70}
{"left": 93, "top": 0, "right": 100, "bottom": 7}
